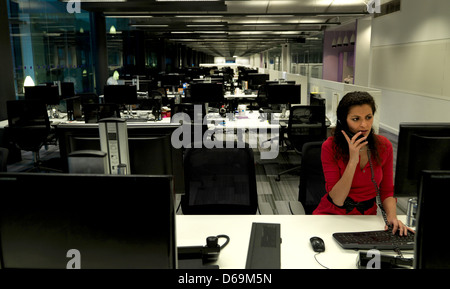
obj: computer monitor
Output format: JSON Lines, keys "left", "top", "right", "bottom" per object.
{"left": 162, "top": 73, "right": 185, "bottom": 87}
{"left": 24, "top": 85, "right": 60, "bottom": 105}
{"left": 310, "top": 93, "right": 325, "bottom": 107}
{"left": 60, "top": 82, "right": 75, "bottom": 99}
{"left": 394, "top": 123, "right": 450, "bottom": 197}
{"left": 56, "top": 123, "right": 185, "bottom": 194}
{"left": 83, "top": 103, "right": 121, "bottom": 123}
{"left": 103, "top": 85, "right": 138, "bottom": 105}
{"left": 414, "top": 170, "right": 450, "bottom": 269}
{"left": 246, "top": 73, "right": 269, "bottom": 90}
{"left": 189, "top": 82, "right": 225, "bottom": 104}
{"left": 0, "top": 173, "right": 176, "bottom": 269}
{"left": 265, "top": 84, "right": 301, "bottom": 105}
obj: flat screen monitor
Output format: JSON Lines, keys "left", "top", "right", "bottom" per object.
{"left": 60, "top": 82, "right": 75, "bottom": 99}
{"left": 310, "top": 94, "right": 325, "bottom": 107}
{"left": 0, "top": 173, "right": 176, "bottom": 269}
{"left": 83, "top": 103, "right": 121, "bottom": 123}
{"left": 414, "top": 170, "right": 450, "bottom": 269}
{"left": 103, "top": 85, "right": 138, "bottom": 105}
{"left": 162, "top": 73, "right": 185, "bottom": 87}
{"left": 189, "top": 82, "right": 224, "bottom": 104}
{"left": 265, "top": 84, "right": 301, "bottom": 105}
{"left": 394, "top": 123, "right": 450, "bottom": 197}
{"left": 246, "top": 73, "right": 269, "bottom": 89}
{"left": 56, "top": 123, "right": 185, "bottom": 195}
{"left": 24, "top": 85, "right": 60, "bottom": 105}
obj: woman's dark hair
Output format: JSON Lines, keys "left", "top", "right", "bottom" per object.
{"left": 333, "top": 91, "right": 382, "bottom": 164}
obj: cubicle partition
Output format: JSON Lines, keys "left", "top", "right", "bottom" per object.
{"left": 56, "top": 123, "right": 185, "bottom": 194}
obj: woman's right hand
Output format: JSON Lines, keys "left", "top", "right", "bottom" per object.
{"left": 341, "top": 130, "right": 368, "bottom": 164}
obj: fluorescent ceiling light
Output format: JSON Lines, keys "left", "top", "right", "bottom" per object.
{"left": 175, "top": 15, "right": 223, "bottom": 18}
{"left": 186, "top": 24, "right": 225, "bottom": 27}
{"left": 245, "top": 15, "right": 295, "bottom": 18}
{"left": 131, "top": 25, "right": 169, "bottom": 27}
{"left": 156, "top": 0, "right": 221, "bottom": 1}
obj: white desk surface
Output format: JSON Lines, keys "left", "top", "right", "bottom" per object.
{"left": 51, "top": 110, "right": 280, "bottom": 131}
{"left": 176, "top": 215, "right": 413, "bottom": 269}
{"left": 224, "top": 92, "right": 258, "bottom": 99}
{"left": 207, "top": 111, "right": 280, "bottom": 130}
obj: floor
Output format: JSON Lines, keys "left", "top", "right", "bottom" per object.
{"left": 5, "top": 128, "right": 406, "bottom": 215}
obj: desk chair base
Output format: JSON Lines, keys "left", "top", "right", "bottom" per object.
{"left": 275, "top": 165, "right": 301, "bottom": 181}
{"left": 22, "top": 152, "right": 62, "bottom": 173}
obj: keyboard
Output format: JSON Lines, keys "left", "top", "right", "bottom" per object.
{"left": 333, "top": 230, "right": 415, "bottom": 250}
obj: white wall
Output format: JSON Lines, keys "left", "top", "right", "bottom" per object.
{"left": 309, "top": 78, "right": 382, "bottom": 132}
{"left": 369, "top": 0, "right": 450, "bottom": 134}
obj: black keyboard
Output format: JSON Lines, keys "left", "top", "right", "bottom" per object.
{"left": 333, "top": 230, "right": 415, "bottom": 250}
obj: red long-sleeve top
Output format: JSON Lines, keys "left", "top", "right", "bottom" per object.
{"left": 313, "top": 135, "right": 395, "bottom": 215}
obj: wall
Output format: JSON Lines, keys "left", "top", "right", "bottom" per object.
{"left": 354, "top": 17, "right": 372, "bottom": 87}
{"left": 309, "top": 78, "right": 382, "bottom": 132}
{"left": 323, "top": 27, "right": 356, "bottom": 83}
{"left": 369, "top": 0, "right": 450, "bottom": 134}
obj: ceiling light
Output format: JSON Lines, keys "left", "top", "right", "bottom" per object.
{"left": 130, "top": 25, "right": 169, "bottom": 27}
{"left": 156, "top": 0, "right": 222, "bottom": 1}
{"left": 186, "top": 24, "right": 225, "bottom": 27}
{"left": 343, "top": 34, "right": 349, "bottom": 46}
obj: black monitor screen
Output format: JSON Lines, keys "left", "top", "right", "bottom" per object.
{"left": 414, "top": 170, "right": 450, "bottom": 269}
{"left": 82, "top": 103, "right": 121, "bottom": 123}
{"left": 24, "top": 85, "right": 60, "bottom": 105}
{"left": 103, "top": 85, "right": 137, "bottom": 105}
{"left": 246, "top": 73, "right": 269, "bottom": 89}
{"left": 60, "top": 82, "right": 75, "bottom": 99}
{"left": 394, "top": 123, "right": 450, "bottom": 197}
{"left": 162, "top": 74, "right": 185, "bottom": 87}
{"left": 0, "top": 173, "right": 176, "bottom": 269}
{"left": 265, "top": 84, "right": 301, "bottom": 105}
{"left": 189, "top": 82, "right": 224, "bottom": 104}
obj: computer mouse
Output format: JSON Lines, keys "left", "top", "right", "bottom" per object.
{"left": 310, "top": 236, "right": 325, "bottom": 253}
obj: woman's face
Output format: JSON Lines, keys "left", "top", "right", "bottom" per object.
{"left": 346, "top": 104, "right": 374, "bottom": 137}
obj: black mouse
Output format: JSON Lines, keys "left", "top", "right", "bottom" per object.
{"left": 310, "top": 237, "right": 325, "bottom": 253}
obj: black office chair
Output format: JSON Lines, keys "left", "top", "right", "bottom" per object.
{"left": 0, "top": 147, "right": 8, "bottom": 172}
{"left": 276, "top": 105, "right": 327, "bottom": 181}
{"left": 256, "top": 84, "right": 269, "bottom": 109}
{"left": 297, "top": 141, "right": 327, "bottom": 214}
{"left": 179, "top": 141, "right": 258, "bottom": 215}
{"left": 6, "top": 100, "right": 60, "bottom": 172}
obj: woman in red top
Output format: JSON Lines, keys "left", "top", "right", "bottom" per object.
{"left": 313, "top": 92, "right": 413, "bottom": 236}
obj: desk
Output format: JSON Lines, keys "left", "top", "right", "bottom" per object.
{"left": 224, "top": 92, "right": 258, "bottom": 99}
{"left": 176, "top": 215, "right": 413, "bottom": 269}
{"left": 207, "top": 111, "right": 280, "bottom": 130}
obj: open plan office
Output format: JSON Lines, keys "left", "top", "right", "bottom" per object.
{"left": 0, "top": 0, "right": 450, "bottom": 273}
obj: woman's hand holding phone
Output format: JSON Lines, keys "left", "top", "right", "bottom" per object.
{"left": 342, "top": 130, "right": 368, "bottom": 165}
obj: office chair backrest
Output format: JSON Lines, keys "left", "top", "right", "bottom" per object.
{"left": 287, "top": 105, "right": 326, "bottom": 153}
{"left": 181, "top": 142, "right": 258, "bottom": 214}
{"left": 6, "top": 100, "right": 51, "bottom": 152}
{"left": 0, "top": 147, "right": 8, "bottom": 172}
{"left": 298, "top": 141, "right": 327, "bottom": 214}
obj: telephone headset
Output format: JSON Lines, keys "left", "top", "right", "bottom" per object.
{"left": 337, "top": 118, "right": 366, "bottom": 142}
{"left": 178, "top": 234, "right": 230, "bottom": 266}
